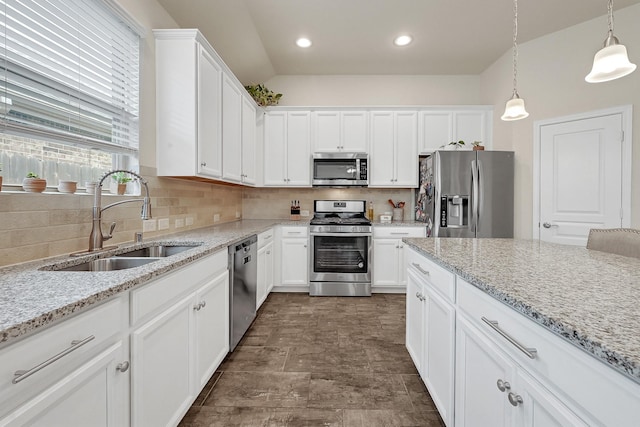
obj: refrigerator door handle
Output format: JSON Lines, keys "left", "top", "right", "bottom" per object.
{"left": 471, "top": 159, "right": 479, "bottom": 234}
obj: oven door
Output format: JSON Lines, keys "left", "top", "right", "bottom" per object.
{"left": 309, "top": 232, "right": 371, "bottom": 283}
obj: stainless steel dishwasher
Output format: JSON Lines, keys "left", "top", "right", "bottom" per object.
{"left": 228, "top": 235, "right": 258, "bottom": 351}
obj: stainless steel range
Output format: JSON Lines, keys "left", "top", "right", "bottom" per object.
{"left": 309, "top": 200, "right": 372, "bottom": 296}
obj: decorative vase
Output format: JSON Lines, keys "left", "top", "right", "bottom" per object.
{"left": 57, "top": 180, "right": 77, "bottom": 194}
{"left": 23, "top": 178, "right": 47, "bottom": 193}
{"left": 473, "top": 145, "right": 485, "bottom": 151}
{"left": 117, "top": 183, "right": 127, "bottom": 195}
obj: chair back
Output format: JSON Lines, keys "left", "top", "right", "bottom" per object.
{"left": 586, "top": 228, "right": 640, "bottom": 259}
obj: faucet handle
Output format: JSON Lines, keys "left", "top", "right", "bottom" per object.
{"left": 103, "top": 222, "right": 117, "bottom": 241}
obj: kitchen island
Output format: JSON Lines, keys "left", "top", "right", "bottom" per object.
{"left": 404, "top": 237, "right": 640, "bottom": 426}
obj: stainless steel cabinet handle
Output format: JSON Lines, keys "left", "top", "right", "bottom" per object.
{"left": 542, "top": 222, "right": 558, "bottom": 228}
{"left": 411, "top": 263, "right": 430, "bottom": 276}
{"left": 193, "top": 304, "right": 200, "bottom": 311}
{"left": 391, "top": 232, "right": 410, "bottom": 235}
{"left": 482, "top": 317, "right": 537, "bottom": 359}
{"left": 496, "top": 379, "right": 511, "bottom": 392}
{"left": 200, "top": 162, "right": 207, "bottom": 167}
{"left": 266, "top": 251, "right": 271, "bottom": 255}
{"left": 13, "top": 335, "right": 95, "bottom": 384}
{"left": 415, "top": 291, "right": 421, "bottom": 299}
{"left": 116, "top": 361, "right": 130, "bottom": 373}
{"left": 200, "top": 301, "right": 206, "bottom": 309}
{"left": 508, "top": 392, "right": 524, "bottom": 407}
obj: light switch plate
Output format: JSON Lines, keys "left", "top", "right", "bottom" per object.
{"left": 186, "top": 217, "right": 194, "bottom": 226}
{"left": 158, "top": 218, "right": 170, "bottom": 230}
{"left": 143, "top": 219, "right": 156, "bottom": 232}
{"left": 175, "top": 218, "right": 185, "bottom": 228}
{"left": 301, "top": 210, "right": 309, "bottom": 217}
{"left": 213, "top": 214, "right": 220, "bottom": 222}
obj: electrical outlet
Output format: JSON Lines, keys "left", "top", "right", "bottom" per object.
{"left": 175, "top": 218, "right": 185, "bottom": 228}
{"left": 158, "top": 218, "right": 170, "bottom": 230}
{"left": 301, "top": 210, "right": 309, "bottom": 217}
{"left": 142, "top": 219, "right": 156, "bottom": 232}
{"left": 186, "top": 217, "right": 194, "bottom": 226}
{"left": 213, "top": 214, "right": 220, "bottom": 222}
{"left": 235, "top": 211, "right": 241, "bottom": 218}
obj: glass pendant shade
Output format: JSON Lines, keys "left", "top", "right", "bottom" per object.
{"left": 585, "top": 38, "right": 637, "bottom": 82}
{"left": 501, "top": 93, "right": 529, "bottom": 121}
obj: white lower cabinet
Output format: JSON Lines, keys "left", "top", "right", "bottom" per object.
{"left": 275, "top": 226, "right": 308, "bottom": 290}
{"left": 373, "top": 226, "right": 425, "bottom": 290}
{"left": 257, "top": 229, "right": 275, "bottom": 308}
{"left": 130, "top": 251, "right": 229, "bottom": 427}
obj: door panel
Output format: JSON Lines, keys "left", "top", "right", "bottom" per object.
{"left": 539, "top": 114, "right": 622, "bottom": 245}
{"left": 476, "top": 151, "right": 514, "bottom": 238}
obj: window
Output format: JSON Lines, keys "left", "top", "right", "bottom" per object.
{"left": 0, "top": 0, "right": 141, "bottom": 186}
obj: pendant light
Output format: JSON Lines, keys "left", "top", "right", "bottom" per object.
{"left": 501, "top": 0, "right": 529, "bottom": 121}
{"left": 585, "top": 0, "right": 636, "bottom": 83}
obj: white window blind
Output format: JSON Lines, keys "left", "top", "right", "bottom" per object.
{"left": 0, "top": 0, "right": 140, "bottom": 156}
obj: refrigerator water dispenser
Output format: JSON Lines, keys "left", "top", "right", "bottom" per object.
{"left": 440, "top": 195, "right": 469, "bottom": 228}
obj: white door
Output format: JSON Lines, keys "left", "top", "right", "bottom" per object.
{"left": 537, "top": 111, "right": 627, "bottom": 245}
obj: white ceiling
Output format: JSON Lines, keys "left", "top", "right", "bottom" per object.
{"left": 157, "top": 0, "right": 640, "bottom": 85}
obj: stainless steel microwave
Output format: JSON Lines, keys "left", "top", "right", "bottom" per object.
{"left": 312, "top": 152, "right": 368, "bottom": 187}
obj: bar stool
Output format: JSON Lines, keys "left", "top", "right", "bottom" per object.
{"left": 586, "top": 228, "right": 640, "bottom": 259}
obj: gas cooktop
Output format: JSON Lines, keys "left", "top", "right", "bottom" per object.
{"left": 310, "top": 200, "right": 371, "bottom": 226}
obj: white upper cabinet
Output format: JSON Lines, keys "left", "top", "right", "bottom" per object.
{"left": 264, "top": 111, "right": 311, "bottom": 186}
{"left": 370, "top": 111, "right": 418, "bottom": 187}
{"left": 222, "top": 74, "right": 243, "bottom": 183}
{"left": 313, "top": 110, "right": 368, "bottom": 152}
{"left": 155, "top": 29, "right": 258, "bottom": 185}
{"left": 419, "top": 108, "right": 493, "bottom": 153}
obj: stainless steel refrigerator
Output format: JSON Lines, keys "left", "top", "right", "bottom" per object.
{"left": 415, "top": 150, "right": 514, "bottom": 237}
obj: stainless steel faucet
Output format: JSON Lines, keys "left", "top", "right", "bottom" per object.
{"left": 88, "top": 170, "right": 152, "bottom": 252}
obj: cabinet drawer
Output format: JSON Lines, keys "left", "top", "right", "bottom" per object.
{"left": 457, "top": 278, "right": 640, "bottom": 426}
{"left": 0, "top": 296, "right": 126, "bottom": 413}
{"left": 280, "top": 226, "right": 308, "bottom": 237}
{"left": 131, "top": 250, "right": 227, "bottom": 325}
{"left": 406, "top": 247, "right": 455, "bottom": 303}
{"left": 258, "top": 228, "right": 274, "bottom": 248}
{"left": 373, "top": 226, "right": 426, "bottom": 239}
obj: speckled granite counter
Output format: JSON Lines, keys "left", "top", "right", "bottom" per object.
{"left": 403, "top": 237, "right": 640, "bottom": 383}
{"left": 0, "top": 220, "right": 284, "bottom": 347}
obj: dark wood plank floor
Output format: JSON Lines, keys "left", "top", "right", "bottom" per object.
{"left": 179, "top": 293, "right": 445, "bottom": 426}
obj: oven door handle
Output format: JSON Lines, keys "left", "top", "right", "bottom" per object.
{"left": 310, "top": 232, "right": 372, "bottom": 238}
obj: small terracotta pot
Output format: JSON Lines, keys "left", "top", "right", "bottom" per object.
{"left": 117, "top": 183, "right": 127, "bottom": 195}
{"left": 473, "top": 145, "right": 485, "bottom": 151}
{"left": 57, "top": 180, "right": 77, "bottom": 194}
{"left": 23, "top": 178, "right": 47, "bottom": 193}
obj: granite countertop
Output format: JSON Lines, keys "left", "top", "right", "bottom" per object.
{"left": 373, "top": 221, "right": 427, "bottom": 227}
{"left": 403, "top": 237, "right": 640, "bottom": 384}
{"left": 0, "top": 219, "right": 282, "bottom": 347}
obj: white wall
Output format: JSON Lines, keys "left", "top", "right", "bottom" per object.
{"left": 264, "top": 75, "right": 483, "bottom": 106}
{"left": 481, "top": 3, "right": 640, "bottom": 238}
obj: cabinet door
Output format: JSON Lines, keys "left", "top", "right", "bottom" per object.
{"left": 454, "top": 111, "right": 487, "bottom": 147}
{"left": 394, "top": 111, "right": 418, "bottom": 187}
{"left": 1, "top": 342, "right": 128, "bottom": 427}
{"left": 280, "top": 237, "right": 308, "bottom": 286}
{"left": 194, "top": 270, "right": 229, "bottom": 390}
{"left": 369, "top": 111, "right": 395, "bottom": 186}
{"left": 405, "top": 270, "right": 425, "bottom": 374}
{"left": 456, "top": 315, "right": 515, "bottom": 427}
{"left": 425, "top": 287, "right": 456, "bottom": 427}
{"left": 241, "top": 96, "right": 256, "bottom": 185}
{"left": 257, "top": 245, "right": 267, "bottom": 309}
{"left": 286, "top": 111, "right": 311, "bottom": 186}
{"left": 313, "top": 111, "right": 341, "bottom": 152}
{"left": 516, "top": 370, "right": 589, "bottom": 427}
{"left": 264, "top": 112, "right": 288, "bottom": 185}
{"left": 265, "top": 241, "right": 274, "bottom": 294}
{"left": 419, "top": 111, "right": 452, "bottom": 153}
{"left": 222, "top": 75, "right": 243, "bottom": 183}
{"left": 373, "top": 238, "right": 400, "bottom": 286}
{"left": 131, "top": 294, "right": 194, "bottom": 427}
{"left": 197, "top": 44, "right": 222, "bottom": 178}
{"left": 341, "top": 111, "right": 368, "bottom": 152}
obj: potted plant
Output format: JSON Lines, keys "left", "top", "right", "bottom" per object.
{"left": 441, "top": 140, "right": 466, "bottom": 150}
{"left": 472, "top": 141, "right": 485, "bottom": 151}
{"left": 244, "top": 84, "right": 283, "bottom": 107}
{"left": 23, "top": 172, "right": 47, "bottom": 193}
{"left": 112, "top": 172, "right": 132, "bottom": 195}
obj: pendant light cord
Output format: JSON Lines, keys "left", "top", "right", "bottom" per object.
{"left": 511, "top": 0, "right": 519, "bottom": 97}
{"left": 607, "top": 0, "right": 614, "bottom": 34}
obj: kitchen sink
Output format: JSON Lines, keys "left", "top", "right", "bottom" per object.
{"left": 54, "top": 257, "right": 161, "bottom": 272}
{"left": 116, "top": 244, "right": 201, "bottom": 258}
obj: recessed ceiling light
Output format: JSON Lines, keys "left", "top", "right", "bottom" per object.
{"left": 394, "top": 35, "right": 413, "bottom": 47}
{"left": 296, "top": 38, "right": 312, "bottom": 48}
